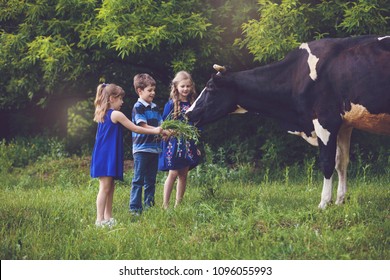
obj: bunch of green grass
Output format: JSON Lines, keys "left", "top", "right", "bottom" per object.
{"left": 161, "top": 119, "right": 200, "bottom": 144}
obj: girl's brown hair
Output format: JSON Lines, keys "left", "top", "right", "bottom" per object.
{"left": 170, "top": 71, "right": 197, "bottom": 119}
{"left": 93, "top": 83, "right": 125, "bottom": 123}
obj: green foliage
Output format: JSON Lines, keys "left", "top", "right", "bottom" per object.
{"left": 348, "top": 132, "right": 390, "bottom": 178}
{"left": 161, "top": 119, "right": 201, "bottom": 144}
{"left": 67, "top": 98, "right": 95, "bottom": 154}
{"left": 1, "top": 0, "right": 389, "bottom": 174}
{"left": 67, "top": 99, "right": 94, "bottom": 138}
{"left": 171, "top": 49, "right": 197, "bottom": 74}
{"left": 199, "top": 114, "right": 389, "bottom": 184}
{"left": 0, "top": 137, "right": 69, "bottom": 172}
{"left": 238, "top": 0, "right": 390, "bottom": 63}
{"left": 189, "top": 144, "right": 259, "bottom": 199}
{"left": 0, "top": 0, "right": 96, "bottom": 108}
{"left": 90, "top": 0, "right": 212, "bottom": 57}
{"left": 237, "top": 0, "right": 314, "bottom": 63}
{"left": 200, "top": 115, "right": 319, "bottom": 169}
{"left": 0, "top": 0, "right": 220, "bottom": 110}
{"left": 338, "top": 0, "right": 389, "bottom": 34}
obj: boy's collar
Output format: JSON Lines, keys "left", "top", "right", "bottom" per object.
{"left": 138, "top": 98, "right": 157, "bottom": 108}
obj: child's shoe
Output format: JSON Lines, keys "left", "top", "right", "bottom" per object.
{"left": 95, "top": 219, "right": 116, "bottom": 228}
{"left": 95, "top": 220, "right": 107, "bottom": 228}
{"left": 107, "top": 218, "right": 117, "bottom": 228}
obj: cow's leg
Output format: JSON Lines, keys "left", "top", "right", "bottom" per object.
{"left": 314, "top": 119, "right": 340, "bottom": 209}
{"left": 318, "top": 140, "right": 338, "bottom": 209}
{"left": 319, "top": 176, "right": 333, "bottom": 209}
{"left": 335, "top": 125, "right": 353, "bottom": 205}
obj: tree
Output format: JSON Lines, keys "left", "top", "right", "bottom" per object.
{"left": 0, "top": 0, "right": 220, "bottom": 111}
{"left": 2, "top": 0, "right": 388, "bottom": 167}
{"left": 237, "top": 0, "right": 390, "bottom": 63}
{"left": 0, "top": 0, "right": 261, "bottom": 139}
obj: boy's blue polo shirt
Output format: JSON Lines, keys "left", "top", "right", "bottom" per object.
{"left": 132, "top": 98, "right": 162, "bottom": 154}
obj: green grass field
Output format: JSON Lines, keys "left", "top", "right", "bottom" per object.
{"left": 0, "top": 157, "right": 389, "bottom": 260}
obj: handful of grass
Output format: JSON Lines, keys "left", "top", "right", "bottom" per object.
{"left": 161, "top": 119, "right": 200, "bottom": 144}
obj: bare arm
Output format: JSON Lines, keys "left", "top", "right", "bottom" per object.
{"left": 111, "top": 111, "right": 162, "bottom": 135}
{"left": 139, "top": 122, "right": 157, "bottom": 129}
{"left": 138, "top": 120, "right": 171, "bottom": 138}
{"left": 139, "top": 120, "right": 170, "bottom": 138}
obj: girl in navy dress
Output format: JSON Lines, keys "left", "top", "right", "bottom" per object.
{"left": 91, "top": 83, "right": 163, "bottom": 227}
{"left": 158, "top": 71, "right": 201, "bottom": 209}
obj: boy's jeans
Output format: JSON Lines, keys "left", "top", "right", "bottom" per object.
{"left": 130, "top": 152, "right": 158, "bottom": 213}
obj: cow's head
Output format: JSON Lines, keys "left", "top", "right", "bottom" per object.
{"left": 186, "top": 64, "right": 238, "bottom": 126}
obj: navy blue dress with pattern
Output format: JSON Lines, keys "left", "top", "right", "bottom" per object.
{"left": 158, "top": 100, "right": 200, "bottom": 171}
{"left": 90, "top": 109, "right": 124, "bottom": 180}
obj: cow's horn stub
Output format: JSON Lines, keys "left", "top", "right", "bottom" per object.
{"left": 213, "top": 64, "right": 226, "bottom": 73}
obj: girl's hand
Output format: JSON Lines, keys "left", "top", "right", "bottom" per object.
{"left": 156, "top": 127, "right": 163, "bottom": 135}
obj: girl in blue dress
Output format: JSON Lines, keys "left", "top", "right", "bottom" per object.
{"left": 91, "top": 83, "right": 163, "bottom": 227}
{"left": 158, "top": 71, "right": 201, "bottom": 209}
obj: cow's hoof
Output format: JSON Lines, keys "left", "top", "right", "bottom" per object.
{"left": 318, "top": 202, "right": 327, "bottom": 210}
{"left": 335, "top": 199, "right": 344, "bottom": 205}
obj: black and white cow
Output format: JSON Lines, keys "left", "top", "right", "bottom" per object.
{"left": 186, "top": 35, "right": 390, "bottom": 209}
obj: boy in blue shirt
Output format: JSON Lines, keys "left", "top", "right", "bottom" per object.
{"left": 130, "top": 73, "right": 163, "bottom": 214}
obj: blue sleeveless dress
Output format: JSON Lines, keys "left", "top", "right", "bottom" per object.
{"left": 158, "top": 100, "right": 200, "bottom": 171}
{"left": 90, "top": 109, "right": 124, "bottom": 180}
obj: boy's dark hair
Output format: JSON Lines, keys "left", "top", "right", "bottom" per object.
{"left": 133, "top": 73, "right": 156, "bottom": 92}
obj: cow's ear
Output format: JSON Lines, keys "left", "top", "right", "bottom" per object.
{"left": 212, "top": 73, "right": 223, "bottom": 84}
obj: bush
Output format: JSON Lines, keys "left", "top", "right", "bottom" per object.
{"left": 0, "top": 136, "right": 69, "bottom": 171}
{"left": 199, "top": 115, "right": 389, "bottom": 178}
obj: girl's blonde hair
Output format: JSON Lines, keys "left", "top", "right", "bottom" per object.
{"left": 93, "top": 83, "right": 125, "bottom": 123}
{"left": 170, "top": 71, "right": 197, "bottom": 119}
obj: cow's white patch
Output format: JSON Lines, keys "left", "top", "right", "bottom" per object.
{"left": 313, "top": 119, "right": 330, "bottom": 145}
{"left": 288, "top": 130, "right": 318, "bottom": 146}
{"left": 299, "top": 43, "right": 319, "bottom": 81}
{"left": 186, "top": 87, "right": 205, "bottom": 114}
{"left": 378, "top": 36, "right": 390, "bottom": 41}
{"left": 230, "top": 105, "right": 248, "bottom": 114}
{"left": 319, "top": 176, "right": 333, "bottom": 209}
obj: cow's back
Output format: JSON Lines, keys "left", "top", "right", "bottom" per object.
{"left": 306, "top": 36, "right": 390, "bottom": 135}
{"left": 314, "top": 36, "right": 390, "bottom": 114}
